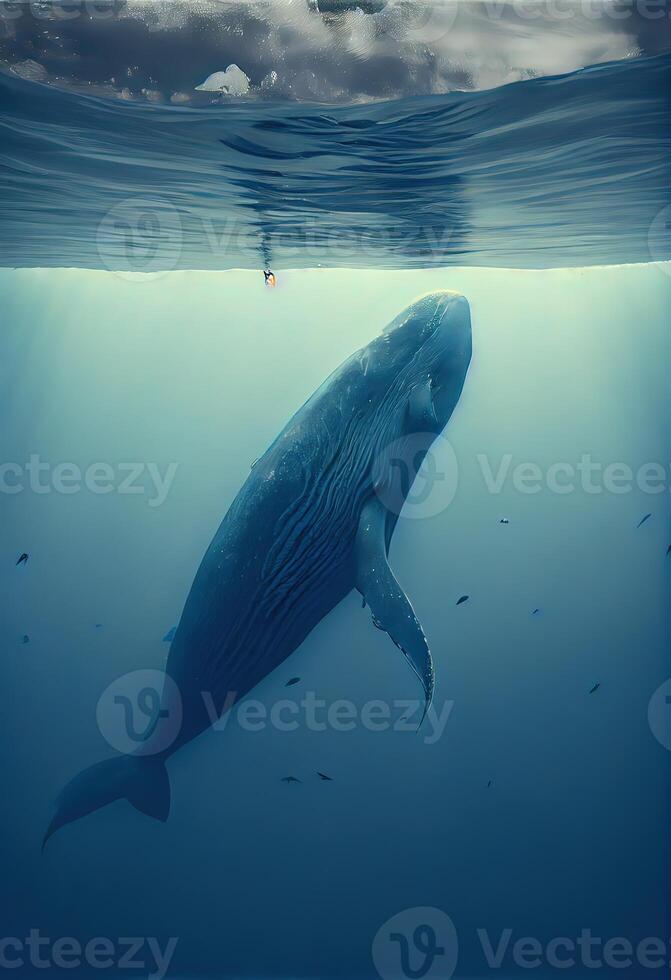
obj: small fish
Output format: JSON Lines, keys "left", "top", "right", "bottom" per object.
{"left": 94, "top": 624, "right": 103, "bottom": 629}
{"left": 16, "top": 553, "right": 28, "bottom": 566}
{"left": 589, "top": 682, "right": 600, "bottom": 694}
{"left": 281, "top": 776, "right": 301, "bottom": 784}
{"left": 162, "top": 627, "right": 177, "bottom": 643}
{"left": 487, "top": 779, "right": 493, "bottom": 788}
{"left": 499, "top": 518, "right": 509, "bottom": 524}
{"left": 637, "top": 513, "right": 652, "bottom": 529}
{"left": 21, "top": 635, "right": 29, "bottom": 644}
{"left": 666, "top": 544, "right": 671, "bottom": 557}
{"left": 531, "top": 608, "right": 541, "bottom": 616}
{"left": 285, "top": 677, "right": 300, "bottom": 687}
{"left": 361, "top": 596, "right": 366, "bottom": 609}
{"left": 456, "top": 595, "right": 469, "bottom": 606}
{"left": 317, "top": 772, "right": 333, "bottom": 781}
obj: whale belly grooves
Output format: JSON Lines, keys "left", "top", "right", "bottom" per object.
{"left": 43, "top": 291, "right": 472, "bottom": 845}
{"left": 163, "top": 412, "right": 364, "bottom": 720}
{"left": 167, "top": 298, "right": 467, "bottom": 736}
{"left": 202, "top": 412, "right": 393, "bottom": 692}
{"left": 250, "top": 368, "right": 416, "bottom": 654}
{"left": 170, "top": 335, "right": 446, "bottom": 726}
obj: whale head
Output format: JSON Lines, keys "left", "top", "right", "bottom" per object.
{"left": 381, "top": 290, "right": 472, "bottom": 430}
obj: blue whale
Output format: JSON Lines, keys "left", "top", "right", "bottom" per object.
{"left": 44, "top": 291, "right": 472, "bottom": 845}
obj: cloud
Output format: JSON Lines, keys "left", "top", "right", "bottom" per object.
{"left": 0, "top": 0, "right": 665, "bottom": 103}
{"left": 195, "top": 64, "right": 251, "bottom": 95}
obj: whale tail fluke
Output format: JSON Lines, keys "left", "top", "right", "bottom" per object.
{"left": 42, "top": 755, "right": 170, "bottom": 850}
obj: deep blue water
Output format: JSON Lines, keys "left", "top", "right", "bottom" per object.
{"left": 1, "top": 262, "right": 670, "bottom": 979}
{"left": 0, "top": 52, "right": 670, "bottom": 271}
{"left": 1, "top": 13, "right": 671, "bottom": 980}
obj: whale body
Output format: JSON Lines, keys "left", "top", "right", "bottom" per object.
{"left": 45, "top": 290, "right": 472, "bottom": 845}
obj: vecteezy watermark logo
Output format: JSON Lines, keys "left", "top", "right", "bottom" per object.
{"left": 5, "top": 0, "right": 671, "bottom": 27}
{"left": 477, "top": 452, "right": 671, "bottom": 497}
{"left": 648, "top": 204, "right": 671, "bottom": 276}
{"left": 373, "top": 433, "right": 459, "bottom": 520}
{"left": 96, "top": 198, "right": 182, "bottom": 280}
{"left": 381, "top": 0, "right": 459, "bottom": 45}
{"left": 97, "top": 669, "right": 182, "bottom": 755}
{"left": 0, "top": 455, "right": 178, "bottom": 506}
{"left": 0, "top": 930, "right": 178, "bottom": 980}
{"left": 372, "top": 907, "right": 458, "bottom": 980}
{"left": 96, "top": 675, "right": 455, "bottom": 747}
{"left": 647, "top": 677, "right": 671, "bottom": 751}
{"left": 0, "top": 2, "right": 126, "bottom": 23}
{"left": 477, "top": 927, "right": 671, "bottom": 971}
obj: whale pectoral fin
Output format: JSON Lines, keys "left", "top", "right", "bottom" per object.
{"left": 355, "top": 497, "right": 434, "bottom": 718}
{"left": 407, "top": 377, "right": 437, "bottom": 429}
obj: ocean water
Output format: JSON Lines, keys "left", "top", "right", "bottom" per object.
{"left": 2, "top": 2, "right": 671, "bottom": 977}
{"left": 1, "top": 52, "right": 670, "bottom": 271}
{"left": 1, "top": 263, "right": 670, "bottom": 978}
